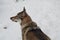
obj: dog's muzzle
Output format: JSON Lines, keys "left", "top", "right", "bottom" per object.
{"left": 10, "top": 17, "right": 18, "bottom": 22}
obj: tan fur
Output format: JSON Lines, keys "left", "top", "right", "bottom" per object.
{"left": 21, "top": 15, "right": 32, "bottom": 29}
{"left": 10, "top": 7, "right": 51, "bottom": 40}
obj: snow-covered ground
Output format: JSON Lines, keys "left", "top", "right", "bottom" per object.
{"left": 0, "top": 0, "right": 60, "bottom": 40}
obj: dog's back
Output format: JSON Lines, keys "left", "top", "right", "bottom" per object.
{"left": 23, "top": 22, "right": 50, "bottom": 40}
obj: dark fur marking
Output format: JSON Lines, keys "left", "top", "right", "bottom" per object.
{"left": 26, "top": 28, "right": 50, "bottom": 40}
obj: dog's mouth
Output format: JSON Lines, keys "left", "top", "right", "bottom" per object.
{"left": 13, "top": 20, "right": 18, "bottom": 22}
{"left": 10, "top": 17, "right": 18, "bottom": 22}
{"left": 11, "top": 19, "right": 18, "bottom": 22}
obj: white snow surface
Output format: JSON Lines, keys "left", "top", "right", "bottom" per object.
{"left": 0, "top": 0, "right": 60, "bottom": 40}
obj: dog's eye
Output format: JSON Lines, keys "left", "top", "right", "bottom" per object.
{"left": 17, "top": 15, "right": 22, "bottom": 18}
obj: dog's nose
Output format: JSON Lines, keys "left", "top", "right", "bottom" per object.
{"left": 10, "top": 17, "right": 12, "bottom": 19}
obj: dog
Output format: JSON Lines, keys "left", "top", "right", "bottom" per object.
{"left": 10, "top": 7, "right": 50, "bottom": 40}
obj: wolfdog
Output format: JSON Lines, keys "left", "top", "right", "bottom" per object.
{"left": 10, "top": 7, "right": 50, "bottom": 40}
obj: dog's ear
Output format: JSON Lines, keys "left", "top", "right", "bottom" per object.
{"left": 23, "top": 7, "right": 26, "bottom": 12}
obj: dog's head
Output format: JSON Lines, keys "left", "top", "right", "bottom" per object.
{"left": 10, "top": 7, "right": 27, "bottom": 22}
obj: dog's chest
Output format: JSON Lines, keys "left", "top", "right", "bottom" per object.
{"left": 22, "top": 27, "right": 30, "bottom": 40}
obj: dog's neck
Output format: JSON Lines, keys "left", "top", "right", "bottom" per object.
{"left": 20, "top": 15, "right": 32, "bottom": 29}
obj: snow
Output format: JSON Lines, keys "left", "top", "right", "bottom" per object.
{"left": 0, "top": 0, "right": 60, "bottom": 40}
